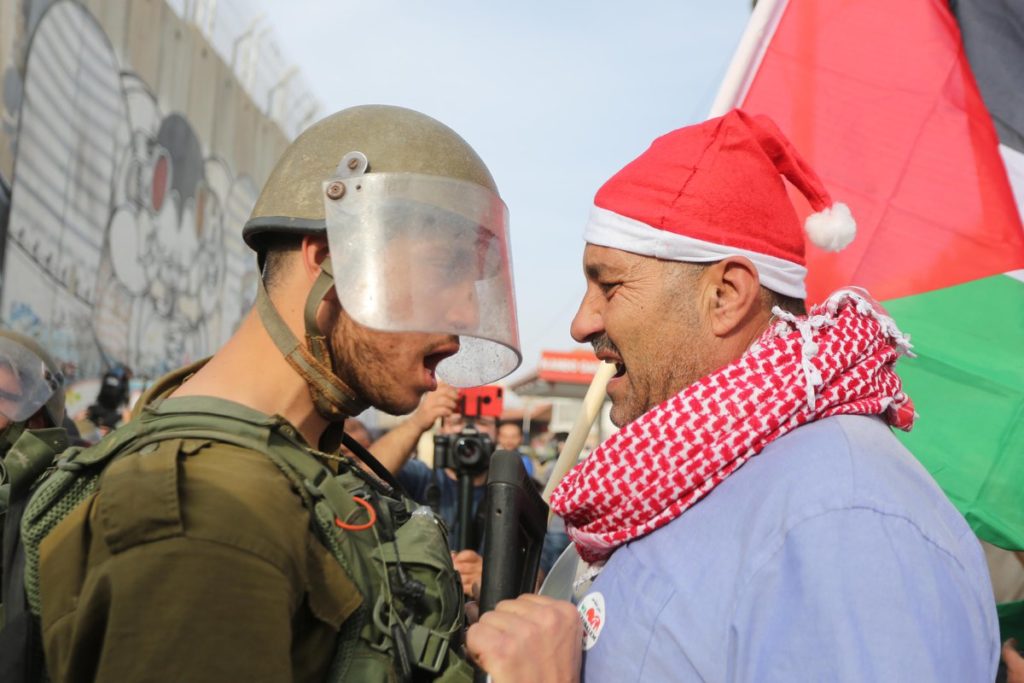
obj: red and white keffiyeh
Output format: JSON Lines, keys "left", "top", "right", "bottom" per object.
{"left": 549, "top": 289, "right": 916, "bottom": 565}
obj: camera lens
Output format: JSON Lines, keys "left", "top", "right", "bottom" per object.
{"left": 454, "top": 436, "right": 482, "bottom": 467}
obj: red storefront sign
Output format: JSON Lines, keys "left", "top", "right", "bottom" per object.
{"left": 538, "top": 350, "right": 601, "bottom": 384}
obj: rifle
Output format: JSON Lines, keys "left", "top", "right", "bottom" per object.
{"left": 474, "top": 450, "right": 547, "bottom": 683}
{"left": 478, "top": 450, "right": 547, "bottom": 614}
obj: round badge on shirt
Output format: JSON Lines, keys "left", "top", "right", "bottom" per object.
{"left": 578, "top": 591, "right": 606, "bottom": 651}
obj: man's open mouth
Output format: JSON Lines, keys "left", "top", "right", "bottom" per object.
{"left": 595, "top": 351, "right": 627, "bottom": 379}
{"left": 423, "top": 343, "right": 460, "bottom": 376}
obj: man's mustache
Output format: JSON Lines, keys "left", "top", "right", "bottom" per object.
{"left": 591, "top": 334, "right": 621, "bottom": 359}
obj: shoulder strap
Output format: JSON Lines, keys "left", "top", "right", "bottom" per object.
{"left": 3, "top": 427, "right": 70, "bottom": 611}
{"left": 2, "top": 427, "right": 69, "bottom": 497}
{"left": 134, "top": 406, "right": 385, "bottom": 529}
{"left": 340, "top": 431, "right": 407, "bottom": 497}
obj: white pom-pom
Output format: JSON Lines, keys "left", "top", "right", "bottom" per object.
{"left": 804, "top": 202, "right": 856, "bottom": 252}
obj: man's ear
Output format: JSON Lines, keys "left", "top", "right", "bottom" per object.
{"left": 301, "top": 235, "right": 340, "bottom": 303}
{"left": 706, "top": 256, "right": 762, "bottom": 338}
{"left": 300, "top": 235, "right": 330, "bottom": 279}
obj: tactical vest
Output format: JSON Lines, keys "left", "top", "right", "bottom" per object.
{"left": 19, "top": 397, "right": 474, "bottom": 682}
{"left": 1, "top": 425, "right": 67, "bottom": 682}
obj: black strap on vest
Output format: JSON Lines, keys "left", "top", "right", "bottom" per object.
{"left": 339, "top": 431, "right": 408, "bottom": 498}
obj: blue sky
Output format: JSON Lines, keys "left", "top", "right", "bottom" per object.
{"left": 263, "top": 1, "right": 752, "bottom": 382}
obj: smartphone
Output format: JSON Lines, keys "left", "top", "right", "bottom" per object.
{"left": 457, "top": 385, "right": 504, "bottom": 418}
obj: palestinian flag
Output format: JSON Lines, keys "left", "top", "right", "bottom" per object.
{"left": 712, "top": 0, "right": 1024, "bottom": 634}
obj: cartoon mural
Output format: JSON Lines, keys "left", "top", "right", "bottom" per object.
{"left": 0, "top": 0, "right": 261, "bottom": 379}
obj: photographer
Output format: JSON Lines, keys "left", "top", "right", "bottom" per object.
{"left": 76, "top": 366, "right": 133, "bottom": 440}
{"left": 398, "top": 412, "right": 495, "bottom": 597}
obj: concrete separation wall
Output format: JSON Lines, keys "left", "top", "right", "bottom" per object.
{"left": 0, "top": 0, "right": 290, "bottom": 381}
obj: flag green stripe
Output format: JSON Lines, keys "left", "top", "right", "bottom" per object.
{"left": 998, "top": 600, "right": 1024, "bottom": 644}
{"left": 884, "top": 274, "right": 1024, "bottom": 551}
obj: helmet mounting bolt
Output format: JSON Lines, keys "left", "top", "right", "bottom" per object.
{"left": 326, "top": 181, "right": 346, "bottom": 200}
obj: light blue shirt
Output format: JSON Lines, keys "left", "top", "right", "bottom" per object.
{"left": 581, "top": 415, "right": 998, "bottom": 682}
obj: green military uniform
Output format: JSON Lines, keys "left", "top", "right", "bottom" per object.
{"left": 37, "top": 365, "right": 360, "bottom": 681}
{"left": 1, "top": 328, "right": 66, "bottom": 654}
{"left": 32, "top": 362, "right": 469, "bottom": 682}
{"left": 25, "top": 104, "right": 517, "bottom": 682}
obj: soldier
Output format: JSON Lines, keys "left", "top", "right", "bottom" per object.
{"left": 0, "top": 329, "right": 66, "bottom": 682}
{"left": 22, "top": 105, "right": 563, "bottom": 682}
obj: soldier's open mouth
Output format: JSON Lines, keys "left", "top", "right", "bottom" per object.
{"left": 422, "top": 343, "right": 459, "bottom": 378}
{"left": 423, "top": 354, "right": 444, "bottom": 379}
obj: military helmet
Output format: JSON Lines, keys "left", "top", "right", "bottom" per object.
{"left": 0, "top": 329, "right": 65, "bottom": 427}
{"left": 243, "top": 104, "right": 521, "bottom": 397}
{"left": 243, "top": 104, "right": 498, "bottom": 249}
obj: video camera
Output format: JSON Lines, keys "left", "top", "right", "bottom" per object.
{"left": 432, "top": 386, "right": 503, "bottom": 478}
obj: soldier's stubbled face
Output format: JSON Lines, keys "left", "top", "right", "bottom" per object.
{"left": 323, "top": 301, "right": 461, "bottom": 417}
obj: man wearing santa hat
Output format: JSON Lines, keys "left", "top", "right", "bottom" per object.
{"left": 466, "top": 110, "right": 998, "bottom": 681}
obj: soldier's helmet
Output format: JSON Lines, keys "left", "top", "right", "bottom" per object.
{"left": 244, "top": 104, "right": 498, "bottom": 248}
{"left": 0, "top": 329, "right": 65, "bottom": 427}
{"left": 243, "top": 105, "right": 520, "bottom": 397}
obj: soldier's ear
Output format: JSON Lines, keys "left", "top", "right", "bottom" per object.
{"left": 300, "top": 235, "right": 330, "bottom": 283}
{"left": 706, "top": 256, "right": 761, "bottom": 338}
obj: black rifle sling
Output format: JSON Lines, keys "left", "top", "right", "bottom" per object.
{"left": 340, "top": 430, "right": 408, "bottom": 497}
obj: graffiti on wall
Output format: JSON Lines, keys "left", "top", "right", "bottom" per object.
{"left": 1, "top": 0, "right": 260, "bottom": 379}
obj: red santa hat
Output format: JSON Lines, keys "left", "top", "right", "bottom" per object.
{"left": 584, "top": 109, "right": 855, "bottom": 299}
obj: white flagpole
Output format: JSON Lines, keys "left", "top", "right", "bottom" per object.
{"left": 709, "top": 0, "right": 790, "bottom": 117}
{"left": 542, "top": 361, "right": 616, "bottom": 505}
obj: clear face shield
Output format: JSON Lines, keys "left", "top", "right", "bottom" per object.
{"left": 323, "top": 162, "right": 521, "bottom": 387}
{"left": 0, "top": 337, "right": 62, "bottom": 424}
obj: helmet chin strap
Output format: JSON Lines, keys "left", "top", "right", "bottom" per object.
{"left": 256, "top": 259, "right": 368, "bottom": 423}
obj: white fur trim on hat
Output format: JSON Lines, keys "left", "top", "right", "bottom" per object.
{"left": 804, "top": 202, "right": 856, "bottom": 252}
{"left": 583, "top": 206, "right": 808, "bottom": 299}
